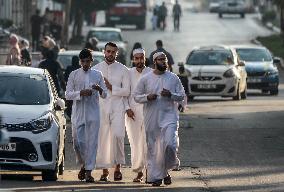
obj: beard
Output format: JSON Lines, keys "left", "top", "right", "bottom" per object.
{"left": 156, "top": 63, "right": 167, "bottom": 71}
{"left": 135, "top": 62, "right": 144, "bottom": 68}
{"left": 105, "top": 55, "right": 115, "bottom": 63}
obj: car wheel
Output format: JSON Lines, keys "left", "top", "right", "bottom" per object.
{"left": 219, "top": 13, "right": 222, "bottom": 18}
{"left": 42, "top": 162, "right": 59, "bottom": 181}
{"left": 233, "top": 84, "right": 241, "bottom": 100}
{"left": 270, "top": 89, "right": 279, "bottom": 95}
{"left": 241, "top": 13, "right": 245, "bottom": 18}
{"left": 241, "top": 86, "right": 247, "bottom": 99}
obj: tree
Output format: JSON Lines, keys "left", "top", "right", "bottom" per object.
{"left": 273, "top": 0, "right": 284, "bottom": 43}
{"left": 53, "top": 0, "right": 121, "bottom": 44}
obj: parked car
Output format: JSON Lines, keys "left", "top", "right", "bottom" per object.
{"left": 57, "top": 50, "right": 105, "bottom": 72}
{"left": 218, "top": 0, "right": 246, "bottom": 18}
{"left": 105, "top": 0, "right": 147, "bottom": 29}
{"left": 184, "top": 45, "right": 247, "bottom": 100}
{"left": 86, "top": 27, "right": 128, "bottom": 64}
{"left": 232, "top": 45, "right": 279, "bottom": 95}
{"left": 209, "top": 0, "right": 220, "bottom": 13}
{"left": 0, "top": 66, "right": 66, "bottom": 181}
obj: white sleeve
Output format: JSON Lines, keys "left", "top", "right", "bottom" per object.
{"left": 98, "top": 71, "right": 107, "bottom": 99}
{"left": 65, "top": 72, "right": 81, "bottom": 101}
{"left": 134, "top": 77, "right": 148, "bottom": 103}
{"left": 170, "top": 77, "right": 185, "bottom": 102}
{"left": 112, "top": 68, "right": 130, "bottom": 97}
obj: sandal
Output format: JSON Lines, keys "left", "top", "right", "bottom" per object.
{"left": 164, "top": 174, "right": 172, "bottom": 185}
{"left": 133, "top": 172, "right": 144, "bottom": 182}
{"left": 114, "top": 171, "right": 123, "bottom": 181}
{"left": 78, "top": 167, "right": 86, "bottom": 181}
{"left": 152, "top": 179, "right": 163, "bottom": 187}
{"left": 99, "top": 174, "right": 109, "bottom": 182}
{"left": 85, "top": 175, "right": 95, "bottom": 183}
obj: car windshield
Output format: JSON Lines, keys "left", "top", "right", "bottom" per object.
{"left": 236, "top": 48, "right": 272, "bottom": 62}
{"left": 87, "top": 31, "right": 122, "bottom": 42}
{"left": 186, "top": 50, "right": 234, "bottom": 65}
{"left": 58, "top": 54, "right": 105, "bottom": 70}
{"left": 0, "top": 73, "right": 50, "bottom": 105}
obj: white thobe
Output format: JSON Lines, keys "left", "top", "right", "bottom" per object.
{"left": 125, "top": 67, "right": 152, "bottom": 173}
{"left": 134, "top": 71, "right": 185, "bottom": 182}
{"left": 93, "top": 61, "right": 130, "bottom": 168}
{"left": 65, "top": 68, "right": 107, "bottom": 170}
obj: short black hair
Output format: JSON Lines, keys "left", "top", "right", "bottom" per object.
{"left": 156, "top": 40, "right": 163, "bottom": 47}
{"left": 79, "top": 48, "right": 93, "bottom": 61}
{"left": 105, "top": 42, "right": 118, "bottom": 50}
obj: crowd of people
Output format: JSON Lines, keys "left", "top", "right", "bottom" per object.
{"left": 65, "top": 41, "right": 186, "bottom": 186}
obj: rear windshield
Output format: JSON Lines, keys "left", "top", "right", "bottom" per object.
{"left": 186, "top": 50, "right": 234, "bottom": 65}
{"left": 0, "top": 73, "right": 50, "bottom": 105}
{"left": 87, "top": 31, "right": 122, "bottom": 42}
{"left": 236, "top": 48, "right": 272, "bottom": 62}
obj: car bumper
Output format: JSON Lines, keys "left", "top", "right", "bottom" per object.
{"left": 0, "top": 123, "right": 59, "bottom": 171}
{"left": 247, "top": 75, "right": 279, "bottom": 90}
{"left": 106, "top": 14, "right": 146, "bottom": 25}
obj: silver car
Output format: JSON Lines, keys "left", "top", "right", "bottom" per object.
{"left": 218, "top": 1, "right": 246, "bottom": 18}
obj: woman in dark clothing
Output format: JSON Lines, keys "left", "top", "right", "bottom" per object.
{"left": 19, "top": 39, "right": 32, "bottom": 66}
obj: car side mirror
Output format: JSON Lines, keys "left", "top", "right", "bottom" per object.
{"left": 54, "top": 98, "right": 65, "bottom": 111}
{"left": 238, "top": 60, "right": 245, "bottom": 66}
{"left": 273, "top": 57, "right": 281, "bottom": 65}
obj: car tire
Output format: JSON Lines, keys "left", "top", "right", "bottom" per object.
{"left": 233, "top": 84, "right": 241, "bottom": 100}
{"left": 241, "top": 13, "right": 245, "bottom": 18}
{"left": 270, "top": 89, "right": 278, "bottom": 95}
{"left": 42, "top": 162, "right": 60, "bottom": 181}
{"left": 241, "top": 86, "right": 247, "bottom": 99}
{"left": 219, "top": 13, "right": 222, "bottom": 18}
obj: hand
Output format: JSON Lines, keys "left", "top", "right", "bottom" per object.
{"left": 126, "top": 109, "right": 135, "bottom": 120}
{"left": 147, "top": 94, "right": 158, "bottom": 101}
{"left": 80, "top": 89, "right": 92, "bottom": 97}
{"left": 92, "top": 84, "right": 103, "bottom": 95}
{"left": 161, "top": 88, "right": 171, "bottom": 98}
{"left": 104, "top": 77, "right": 112, "bottom": 91}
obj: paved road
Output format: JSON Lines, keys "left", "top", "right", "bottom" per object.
{"left": 1, "top": 1, "right": 283, "bottom": 191}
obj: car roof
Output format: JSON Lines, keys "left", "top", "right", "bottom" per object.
{"left": 58, "top": 50, "right": 104, "bottom": 56}
{"left": 88, "top": 27, "right": 122, "bottom": 32}
{"left": 0, "top": 66, "right": 45, "bottom": 75}
{"left": 230, "top": 44, "right": 267, "bottom": 50}
{"left": 193, "top": 45, "right": 231, "bottom": 51}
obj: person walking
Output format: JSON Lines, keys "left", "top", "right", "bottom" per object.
{"left": 158, "top": 2, "right": 168, "bottom": 30}
{"left": 149, "top": 40, "right": 174, "bottom": 71}
{"left": 129, "top": 42, "right": 150, "bottom": 67}
{"left": 93, "top": 42, "right": 130, "bottom": 182}
{"left": 5, "top": 34, "right": 21, "bottom": 66}
{"left": 30, "top": 9, "right": 42, "bottom": 51}
{"left": 65, "top": 48, "right": 107, "bottom": 182}
{"left": 125, "top": 48, "right": 152, "bottom": 182}
{"left": 134, "top": 52, "right": 185, "bottom": 186}
{"left": 172, "top": 0, "right": 182, "bottom": 31}
{"left": 19, "top": 39, "right": 32, "bottom": 66}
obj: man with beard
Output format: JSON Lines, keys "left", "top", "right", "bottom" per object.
{"left": 93, "top": 42, "right": 130, "bottom": 181}
{"left": 65, "top": 48, "right": 107, "bottom": 182}
{"left": 125, "top": 48, "right": 152, "bottom": 182}
{"left": 134, "top": 52, "right": 185, "bottom": 186}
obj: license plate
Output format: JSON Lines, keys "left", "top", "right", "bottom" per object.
{"left": 247, "top": 78, "right": 261, "bottom": 83}
{"left": 0, "top": 143, "right": 16, "bottom": 151}
{"left": 197, "top": 84, "right": 216, "bottom": 89}
{"left": 110, "top": 16, "right": 120, "bottom": 21}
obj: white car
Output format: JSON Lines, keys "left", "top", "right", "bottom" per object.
{"left": 86, "top": 27, "right": 128, "bottom": 64}
{"left": 0, "top": 66, "right": 66, "bottom": 181}
{"left": 184, "top": 45, "right": 247, "bottom": 100}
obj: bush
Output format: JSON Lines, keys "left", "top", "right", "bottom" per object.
{"left": 262, "top": 11, "right": 276, "bottom": 23}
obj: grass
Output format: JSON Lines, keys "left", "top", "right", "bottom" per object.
{"left": 257, "top": 34, "right": 284, "bottom": 58}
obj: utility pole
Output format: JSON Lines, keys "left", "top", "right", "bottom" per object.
{"left": 63, "top": 0, "right": 71, "bottom": 48}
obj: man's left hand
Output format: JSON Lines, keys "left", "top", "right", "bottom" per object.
{"left": 104, "top": 77, "right": 112, "bottom": 91}
{"left": 161, "top": 88, "right": 172, "bottom": 98}
{"left": 126, "top": 109, "right": 135, "bottom": 120}
{"left": 92, "top": 84, "right": 103, "bottom": 95}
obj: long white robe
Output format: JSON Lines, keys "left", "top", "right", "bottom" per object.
{"left": 93, "top": 61, "right": 130, "bottom": 168}
{"left": 125, "top": 67, "right": 152, "bottom": 173}
{"left": 134, "top": 71, "right": 185, "bottom": 182}
{"left": 65, "top": 68, "right": 107, "bottom": 170}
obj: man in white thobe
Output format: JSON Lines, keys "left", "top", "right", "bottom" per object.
{"left": 65, "top": 48, "right": 107, "bottom": 182}
{"left": 93, "top": 42, "right": 130, "bottom": 181}
{"left": 125, "top": 48, "right": 152, "bottom": 182}
{"left": 134, "top": 52, "right": 185, "bottom": 186}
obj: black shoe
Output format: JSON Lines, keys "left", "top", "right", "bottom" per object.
{"left": 164, "top": 174, "right": 172, "bottom": 185}
{"left": 152, "top": 179, "right": 163, "bottom": 186}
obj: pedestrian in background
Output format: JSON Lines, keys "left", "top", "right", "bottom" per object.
{"left": 125, "top": 48, "right": 152, "bottom": 183}
{"left": 134, "top": 52, "right": 185, "bottom": 186}
{"left": 172, "top": 0, "right": 182, "bottom": 31}
{"left": 151, "top": 4, "right": 159, "bottom": 30}
{"left": 149, "top": 40, "right": 174, "bottom": 71}
{"left": 84, "top": 37, "right": 99, "bottom": 51}
{"left": 158, "top": 2, "right": 168, "bottom": 30}
{"left": 65, "top": 48, "right": 107, "bottom": 183}
{"left": 5, "top": 34, "right": 21, "bottom": 65}
{"left": 30, "top": 9, "right": 42, "bottom": 51}
{"left": 93, "top": 42, "right": 130, "bottom": 182}
{"left": 19, "top": 39, "right": 32, "bottom": 66}
{"left": 177, "top": 63, "right": 188, "bottom": 112}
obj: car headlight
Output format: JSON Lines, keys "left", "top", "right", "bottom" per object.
{"left": 265, "top": 70, "right": 278, "bottom": 76}
{"left": 223, "top": 69, "right": 235, "bottom": 78}
{"left": 30, "top": 113, "right": 52, "bottom": 134}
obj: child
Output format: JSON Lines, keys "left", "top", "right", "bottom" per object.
{"left": 177, "top": 63, "right": 189, "bottom": 112}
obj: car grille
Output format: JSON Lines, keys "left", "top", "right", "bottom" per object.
{"left": 0, "top": 137, "right": 37, "bottom": 162}
{"left": 0, "top": 123, "right": 33, "bottom": 132}
{"left": 247, "top": 71, "right": 265, "bottom": 77}
{"left": 192, "top": 76, "right": 222, "bottom": 81}
{"left": 248, "top": 82, "right": 270, "bottom": 89}
{"left": 191, "top": 84, "right": 226, "bottom": 93}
